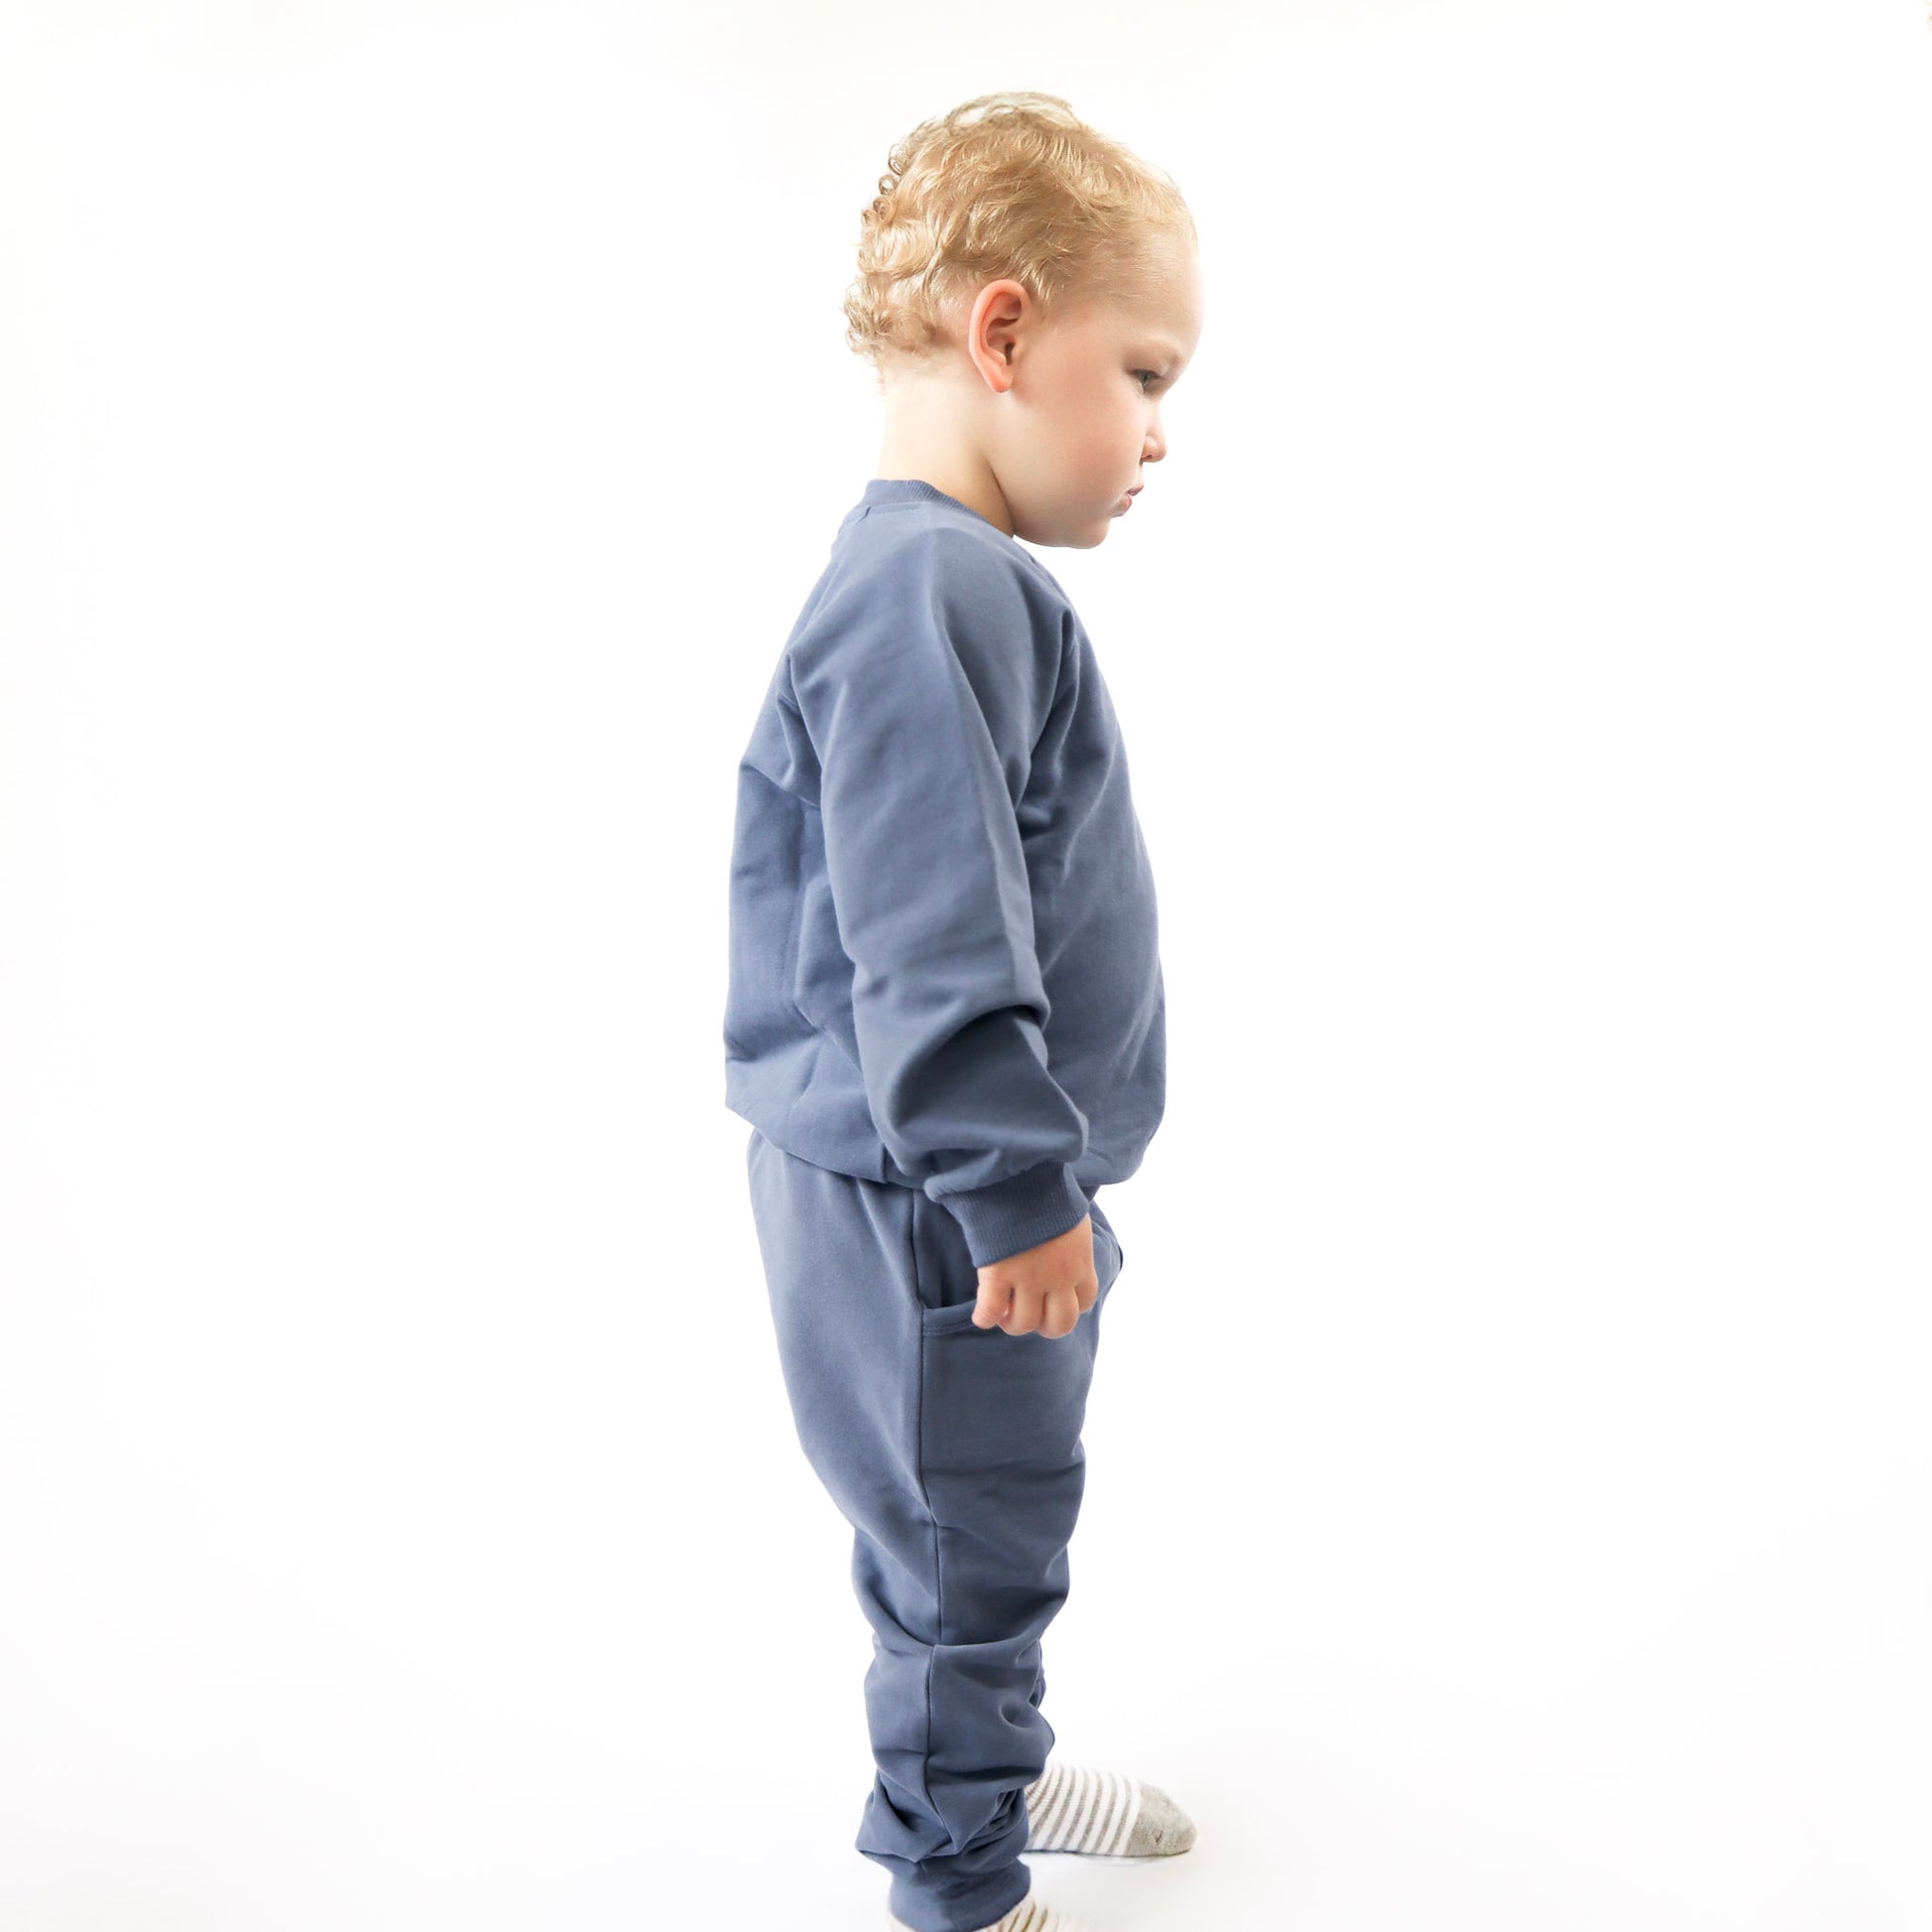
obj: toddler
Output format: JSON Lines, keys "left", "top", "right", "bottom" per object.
{"left": 722, "top": 90, "right": 1205, "bottom": 1932}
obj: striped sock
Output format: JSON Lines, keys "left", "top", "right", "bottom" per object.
{"left": 1023, "top": 1759, "right": 1196, "bottom": 1858}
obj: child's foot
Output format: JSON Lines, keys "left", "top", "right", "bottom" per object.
{"left": 890, "top": 1898, "right": 1102, "bottom": 1932}
{"left": 1023, "top": 1758, "right": 1196, "bottom": 1859}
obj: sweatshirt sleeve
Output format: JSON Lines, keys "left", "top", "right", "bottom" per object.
{"left": 785, "top": 526, "right": 1093, "bottom": 1269}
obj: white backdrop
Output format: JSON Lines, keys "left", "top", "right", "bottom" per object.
{"left": 3, "top": 3, "right": 1928, "bottom": 1927}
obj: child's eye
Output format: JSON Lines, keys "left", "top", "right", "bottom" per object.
{"left": 1133, "top": 369, "right": 1160, "bottom": 392}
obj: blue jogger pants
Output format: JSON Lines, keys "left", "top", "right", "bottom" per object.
{"left": 744, "top": 1128, "right": 1125, "bottom": 1932}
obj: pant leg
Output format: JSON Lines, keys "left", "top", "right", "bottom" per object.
{"left": 744, "top": 1128, "right": 1123, "bottom": 1932}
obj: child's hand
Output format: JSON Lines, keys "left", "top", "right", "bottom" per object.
{"left": 970, "top": 1215, "right": 1100, "bottom": 1338}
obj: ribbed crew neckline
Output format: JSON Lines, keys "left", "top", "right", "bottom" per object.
{"left": 861, "top": 477, "right": 1011, "bottom": 537}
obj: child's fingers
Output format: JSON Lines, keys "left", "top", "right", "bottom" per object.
{"left": 980, "top": 1275, "right": 1094, "bottom": 1337}
{"left": 971, "top": 1280, "right": 1013, "bottom": 1327}
{"left": 1035, "top": 1281, "right": 1089, "bottom": 1338}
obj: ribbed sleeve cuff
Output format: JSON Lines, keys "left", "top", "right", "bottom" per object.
{"left": 937, "top": 1160, "right": 1092, "bottom": 1269}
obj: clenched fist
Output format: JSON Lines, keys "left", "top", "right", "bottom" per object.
{"left": 971, "top": 1214, "right": 1099, "bottom": 1339}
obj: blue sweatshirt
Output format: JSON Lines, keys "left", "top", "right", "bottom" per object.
{"left": 722, "top": 477, "right": 1167, "bottom": 1269}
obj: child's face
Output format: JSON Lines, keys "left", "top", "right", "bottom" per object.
{"left": 996, "top": 228, "right": 1204, "bottom": 547}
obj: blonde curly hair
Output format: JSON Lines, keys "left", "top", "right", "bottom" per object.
{"left": 842, "top": 91, "right": 1196, "bottom": 386}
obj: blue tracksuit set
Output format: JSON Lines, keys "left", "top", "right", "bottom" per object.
{"left": 722, "top": 477, "right": 1167, "bottom": 1932}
